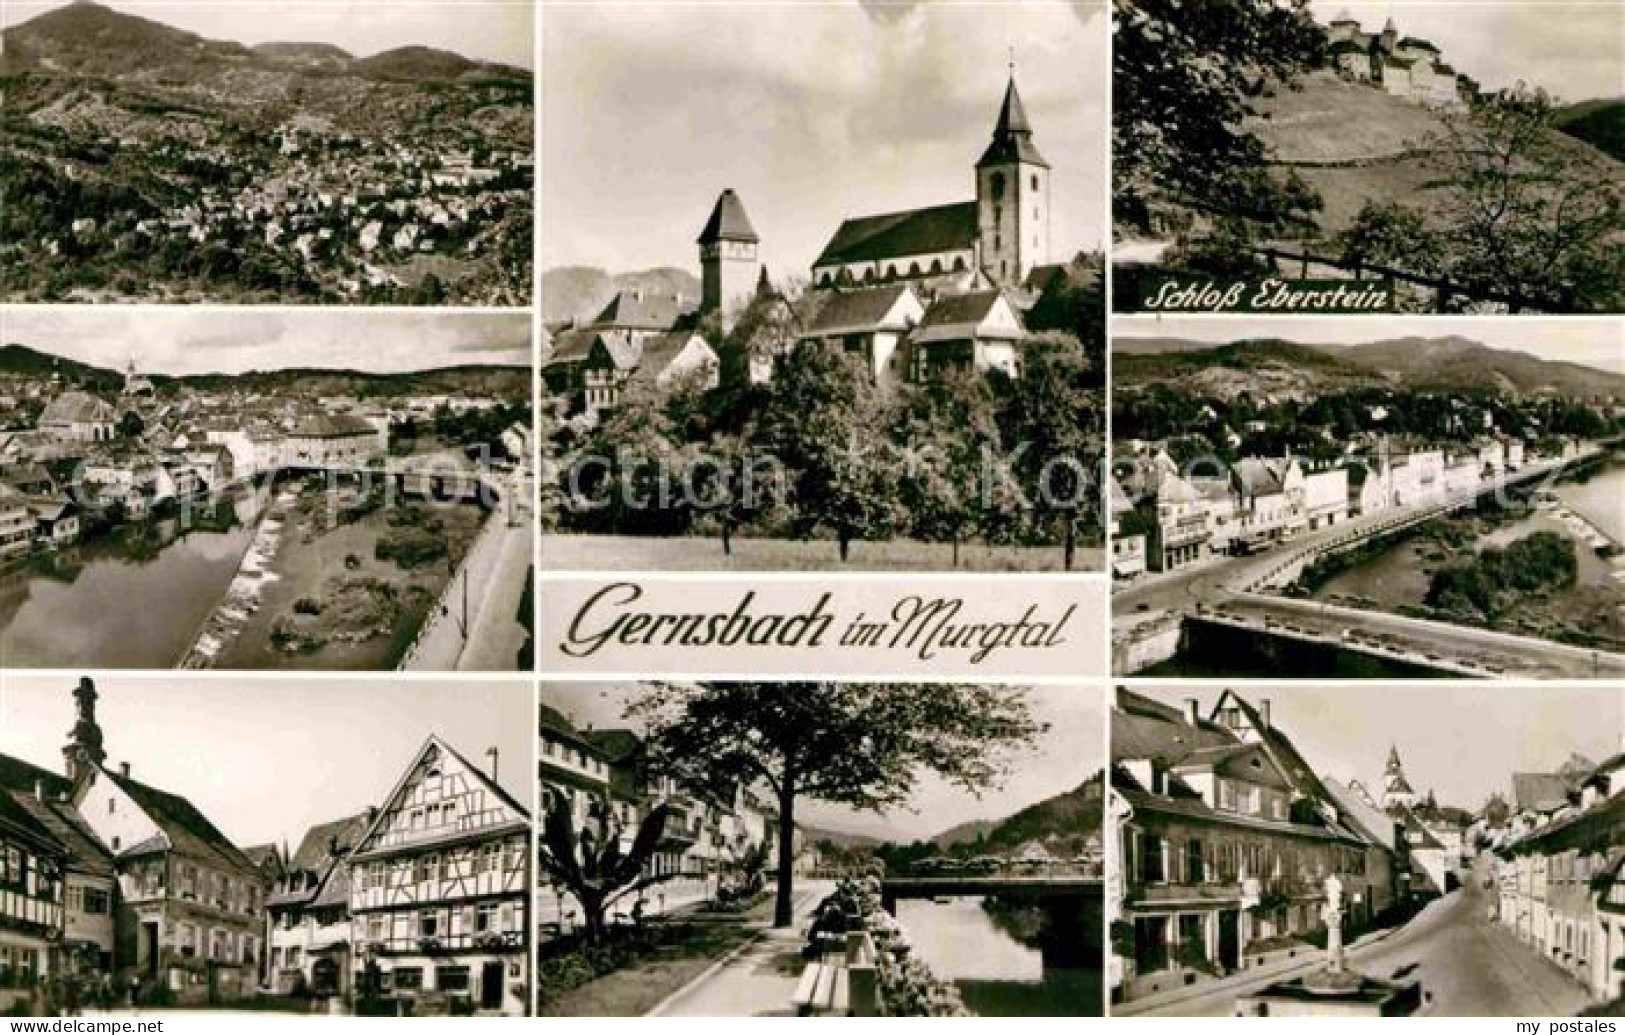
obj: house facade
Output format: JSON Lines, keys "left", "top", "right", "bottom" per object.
{"left": 348, "top": 738, "right": 529, "bottom": 1017}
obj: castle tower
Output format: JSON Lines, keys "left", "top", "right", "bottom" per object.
{"left": 976, "top": 70, "right": 1050, "bottom": 287}
{"left": 1379, "top": 17, "right": 1398, "bottom": 53}
{"left": 1382, "top": 745, "right": 1417, "bottom": 810}
{"left": 63, "top": 676, "right": 107, "bottom": 784}
{"left": 697, "top": 188, "right": 761, "bottom": 334}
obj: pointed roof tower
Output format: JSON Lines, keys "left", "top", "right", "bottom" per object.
{"left": 696, "top": 188, "right": 760, "bottom": 245}
{"left": 978, "top": 74, "right": 1048, "bottom": 168}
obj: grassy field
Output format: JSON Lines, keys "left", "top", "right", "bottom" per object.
{"left": 542, "top": 533, "right": 1104, "bottom": 573}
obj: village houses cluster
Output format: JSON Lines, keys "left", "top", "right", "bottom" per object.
{"left": 1109, "top": 423, "right": 1570, "bottom": 578}
{"left": 0, "top": 679, "right": 531, "bottom": 1016}
{"left": 1322, "top": 11, "right": 1480, "bottom": 108}
{"left": 537, "top": 702, "right": 787, "bottom": 934}
{"left": 1483, "top": 744, "right": 1625, "bottom": 1004}
{"left": 543, "top": 74, "right": 1088, "bottom": 413}
{"left": 1109, "top": 687, "right": 1625, "bottom": 1008}
{"left": 37, "top": 111, "right": 532, "bottom": 299}
{"left": 0, "top": 357, "right": 529, "bottom": 562}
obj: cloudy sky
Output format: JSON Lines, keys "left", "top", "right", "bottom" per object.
{"left": 542, "top": 682, "right": 1104, "bottom": 842}
{"left": 1114, "top": 316, "right": 1625, "bottom": 375}
{"left": 543, "top": 0, "right": 1107, "bottom": 276}
{"left": 0, "top": 310, "right": 530, "bottom": 375}
{"left": 1307, "top": 0, "right": 1622, "bottom": 101}
{"left": 0, "top": 676, "right": 533, "bottom": 850}
{"left": 1, "top": 0, "right": 534, "bottom": 68}
{"left": 1134, "top": 684, "right": 1622, "bottom": 811}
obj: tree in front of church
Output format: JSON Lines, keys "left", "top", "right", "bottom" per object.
{"left": 754, "top": 340, "right": 901, "bottom": 561}
{"left": 629, "top": 682, "right": 1046, "bottom": 928}
{"left": 893, "top": 371, "right": 1017, "bottom": 569}
{"left": 1002, "top": 331, "right": 1104, "bottom": 571}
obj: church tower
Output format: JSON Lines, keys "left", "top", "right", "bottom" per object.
{"left": 976, "top": 70, "right": 1050, "bottom": 287}
{"left": 697, "top": 188, "right": 761, "bottom": 334}
{"left": 63, "top": 676, "right": 107, "bottom": 784}
{"left": 1382, "top": 745, "right": 1417, "bottom": 810}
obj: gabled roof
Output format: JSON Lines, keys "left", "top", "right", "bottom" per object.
{"left": 588, "top": 290, "right": 689, "bottom": 333}
{"left": 804, "top": 284, "right": 918, "bottom": 335}
{"left": 0, "top": 790, "right": 66, "bottom": 857}
{"left": 40, "top": 392, "right": 114, "bottom": 425}
{"left": 1111, "top": 688, "right": 1236, "bottom": 762}
{"left": 1512, "top": 772, "right": 1574, "bottom": 813}
{"left": 241, "top": 844, "right": 282, "bottom": 872}
{"left": 912, "top": 290, "right": 1026, "bottom": 345}
{"left": 1322, "top": 777, "right": 1397, "bottom": 853}
{"left": 813, "top": 201, "right": 978, "bottom": 268}
{"left": 1233, "top": 457, "right": 1285, "bottom": 496}
{"left": 587, "top": 331, "right": 644, "bottom": 372}
{"left": 101, "top": 768, "right": 259, "bottom": 877}
{"left": 269, "top": 811, "right": 371, "bottom": 909}
{"left": 696, "top": 189, "right": 759, "bottom": 245}
{"left": 628, "top": 332, "right": 715, "bottom": 384}
{"left": 290, "top": 414, "right": 376, "bottom": 439}
{"left": 351, "top": 735, "right": 529, "bottom": 862}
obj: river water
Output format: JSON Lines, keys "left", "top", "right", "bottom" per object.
{"left": 1311, "top": 461, "right": 1625, "bottom": 609}
{"left": 895, "top": 897, "right": 1102, "bottom": 1016}
{"left": 0, "top": 496, "right": 258, "bottom": 668}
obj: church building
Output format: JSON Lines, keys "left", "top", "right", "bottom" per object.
{"left": 811, "top": 73, "right": 1051, "bottom": 291}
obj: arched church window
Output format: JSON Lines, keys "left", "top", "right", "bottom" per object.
{"left": 929, "top": 259, "right": 942, "bottom": 274}
{"left": 907, "top": 262, "right": 921, "bottom": 278}
{"left": 863, "top": 268, "right": 876, "bottom": 284}
{"left": 1031, "top": 174, "right": 1039, "bottom": 191}
{"left": 819, "top": 272, "right": 832, "bottom": 288}
{"left": 989, "top": 171, "right": 1005, "bottom": 201}
{"left": 953, "top": 256, "right": 966, "bottom": 272}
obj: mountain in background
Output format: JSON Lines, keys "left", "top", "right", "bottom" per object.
{"left": 1330, "top": 336, "right": 1625, "bottom": 397}
{"left": 542, "top": 266, "right": 702, "bottom": 326}
{"left": 0, "top": 343, "right": 527, "bottom": 397}
{"left": 1115, "top": 336, "right": 1625, "bottom": 399}
{"left": 0, "top": 2, "right": 531, "bottom": 82}
{"left": 0, "top": 343, "right": 123, "bottom": 390}
{"left": 1554, "top": 98, "right": 1625, "bottom": 163}
{"left": 932, "top": 774, "right": 1104, "bottom": 856}
{"left": 800, "top": 824, "right": 885, "bottom": 851}
{"left": 1113, "top": 339, "right": 1379, "bottom": 402}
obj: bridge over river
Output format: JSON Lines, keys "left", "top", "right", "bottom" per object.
{"left": 1114, "top": 445, "right": 1625, "bottom": 678}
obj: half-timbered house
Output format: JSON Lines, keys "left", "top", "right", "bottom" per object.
{"left": 348, "top": 738, "right": 529, "bottom": 1016}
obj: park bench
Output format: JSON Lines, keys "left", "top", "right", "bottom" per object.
{"left": 791, "top": 930, "right": 878, "bottom": 1017}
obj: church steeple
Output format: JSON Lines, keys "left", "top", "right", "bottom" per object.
{"left": 978, "top": 74, "right": 1048, "bottom": 169}
{"left": 1382, "top": 744, "right": 1417, "bottom": 810}
{"left": 63, "top": 676, "right": 107, "bottom": 784}
{"left": 975, "top": 68, "right": 1050, "bottom": 287}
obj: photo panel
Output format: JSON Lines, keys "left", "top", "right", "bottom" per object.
{"left": 0, "top": 0, "right": 535, "bottom": 305}
{"left": 540, "top": 0, "right": 1108, "bottom": 573}
{"left": 1108, "top": 315, "right": 1625, "bottom": 680}
{"left": 0, "top": 307, "right": 535, "bottom": 672}
{"left": 1107, "top": 682, "right": 1625, "bottom": 1016}
{"left": 1112, "top": 1, "right": 1623, "bottom": 315}
{"left": 0, "top": 673, "right": 536, "bottom": 1016}
{"left": 537, "top": 679, "right": 1107, "bottom": 1017}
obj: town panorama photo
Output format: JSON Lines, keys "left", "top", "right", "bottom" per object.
{"left": 0, "top": 1, "right": 534, "bottom": 304}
